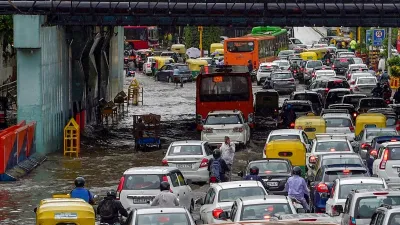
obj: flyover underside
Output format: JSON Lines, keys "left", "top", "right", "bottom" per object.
{"left": 1, "top": 1, "right": 400, "bottom": 26}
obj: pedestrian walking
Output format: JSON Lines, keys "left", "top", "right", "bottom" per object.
{"left": 378, "top": 55, "right": 386, "bottom": 72}
{"left": 219, "top": 136, "right": 235, "bottom": 181}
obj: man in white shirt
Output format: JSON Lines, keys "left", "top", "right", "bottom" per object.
{"left": 219, "top": 136, "right": 235, "bottom": 181}
{"left": 378, "top": 56, "right": 386, "bottom": 72}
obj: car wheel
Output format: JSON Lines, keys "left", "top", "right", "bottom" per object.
{"left": 189, "top": 200, "right": 194, "bottom": 213}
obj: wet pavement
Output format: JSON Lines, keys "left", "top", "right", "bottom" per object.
{"left": 0, "top": 70, "right": 306, "bottom": 225}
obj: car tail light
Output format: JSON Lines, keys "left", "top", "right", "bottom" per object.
{"left": 370, "top": 149, "right": 378, "bottom": 156}
{"left": 158, "top": 217, "right": 170, "bottom": 223}
{"left": 396, "top": 121, "right": 400, "bottom": 131}
{"left": 312, "top": 73, "right": 315, "bottom": 77}
{"left": 147, "top": 64, "right": 151, "bottom": 68}
{"left": 162, "top": 159, "right": 168, "bottom": 166}
{"left": 349, "top": 216, "right": 356, "bottom": 225}
{"left": 301, "top": 68, "right": 304, "bottom": 71}
{"left": 361, "top": 143, "right": 369, "bottom": 149}
{"left": 353, "top": 112, "right": 357, "bottom": 118}
{"left": 392, "top": 139, "right": 399, "bottom": 142}
{"left": 212, "top": 209, "right": 224, "bottom": 219}
{"left": 294, "top": 70, "right": 297, "bottom": 73}
{"left": 204, "top": 128, "right": 213, "bottom": 133}
{"left": 210, "top": 176, "right": 218, "bottom": 183}
{"left": 349, "top": 126, "right": 354, "bottom": 132}
{"left": 354, "top": 87, "right": 359, "bottom": 91}
{"left": 332, "top": 65, "right": 335, "bottom": 68}
{"left": 309, "top": 155, "right": 317, "bottom": 163}
{"left": 316, "top": 183, "right": 329, "bottom": 193}
{"left": 290, "top": 122, "right": 295, "bottom": 128}
{"left": 325, "top": 88, "right": 329, "bottom": 93}
{"left": 373, "top": 192, "right": 389, "bottom": 195}
{"left": 233, "top": 127, "right": 244, "bottom": 132}
{"left": 289, "top": 78, "right": 295, "bottom": 82}
{"left": 351, "top": 81, "right": 355, "bottom": 85}
{"left": 199, "top": 158, "right": 209, "bottom": 168}
{"left": 116, "top": 176, "right": 125, "bottom": 200}
{"left": 379, "top": 149, "right": 389, "bottom": 169}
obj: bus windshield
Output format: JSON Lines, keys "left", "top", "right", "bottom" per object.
{"left": 125, "top": 27, "right": 148, "bottom": 40}
{"left": 200, "top": 75, "right": 250, "bottom": 102}
{"left": 227, "top": 41, "right": 254, "bottom": 52}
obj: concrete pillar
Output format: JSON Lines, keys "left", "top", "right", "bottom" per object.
{"left": 14, "top": 15, "right": 70, "bottom": 154}
{"left": 109, "top": 26, "right": 125, "bottom": 99}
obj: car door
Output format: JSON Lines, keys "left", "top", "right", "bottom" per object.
{"left": 341, "top": 196, "right": 352, "bottom": 225}
{"left": 373, "top": 146, "right": 385, "bottom": 175}
{"left": 310, "top": 168, "right": 323, "bottom": 204}
{"left": 200, "top": 188, "right": 216, "bottom": 224}
{"left": 168, "top": 171, "right": 183, "bottom": 202}
{"left": 158, "top": 65, "right": 168, "bottom": 81}
{"left": 229, "top": 201, "right": 239, "bottom": 222}
{"left": 240, "top": 112, "right": 250, "bottom": 141}
{"left": 176, "top": 171, "right": 192, "bottom": 209}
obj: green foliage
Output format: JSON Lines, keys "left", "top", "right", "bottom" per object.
{"left": 388, "top": 56, "right": 400, "bottom": 77}
{"left": 382, "top": 28, "right": 398, "bottom": 58}
{"left": 0, "top": 15, "right": 13, "bottom": 47}
{"left": 183, "top": 26, "right": 223, "bottom": 52}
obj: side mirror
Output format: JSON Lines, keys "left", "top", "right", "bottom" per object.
{"left": 238, "top": 171, "right": 244, "bottom": 177}
{"left": 195, "top": 198, "right": 204, "bottom": 205}
{"left": 186, "top": 179, "right": 193, "bottom": 185}
{"left": 296, "top": 208, "right": 306, "bottom": 214}
{"left": 33, "top": 207, "right": 37, "bottom": 213}
{"left": 218, "top": 211, "right": 229, "bottom": 220}
{"left": 334, "top": 205, "right": 344, "bottom": 214}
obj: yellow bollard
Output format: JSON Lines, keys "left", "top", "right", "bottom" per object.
{"left": 130, "top": 78, "right": 140, "bottom": 106}
{"left": 63, "top": 118, "right": 80, "bottom": 157}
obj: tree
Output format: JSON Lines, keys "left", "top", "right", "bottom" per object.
{"left": 183, "top": 26, "right": 223, "bottom": 52}
{"left": 0, "top": 15, "right": 13, "bottom": 62}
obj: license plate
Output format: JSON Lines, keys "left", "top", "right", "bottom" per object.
{"left": 177, "top": 164, "right": 192, "bottom": 168}
{"left": 133, "top": 198, "right": 152, "bottom": 204}
{"left": 267, "top": 182, "right": 279, "bottom": 187}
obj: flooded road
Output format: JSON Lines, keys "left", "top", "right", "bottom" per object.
{"left": 0, "top": 72, "right": 306, "bottom": 224}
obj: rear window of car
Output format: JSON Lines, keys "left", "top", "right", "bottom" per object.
{"left": 241, "top": 203, "right": 292, "bottom": 220}
{"left": 218, "top": 187, "right": 266, "bottom": 202}
{"left": 357, "top": 77, "right": 376, "bottom": 85}
{"left": 249, "top": 161, "right": 290, "bottom": 174}
{"left": 323, "top": 170, "right": 368, "bottom": 182}
{"left": 292, "top": 94, "right": 320, "bottom": 103}
{"left": 315, "top": 141, "right": 351, "bottom": 152}
{"left": 389, "top": 213, "right": 400, "bottom": 225}
{"left": 342, "top": 96, "right": 364, "bottom": 105}
{"left": 205, "top": 114, "right": 242, "bottom": 125}
{"left": 278, "top": 61, "right": 290, "bottom": 67}
{"left": 269, "top": 135, "right": 300, "bottom": 142}
{"left": 325, "top": 118, "right": 352, "bottom": 127}
{"left": 355, "top": 196, "right": 400, "bottom": 219}
{"left": 168, "top": 145, "right": 203, "bottom": 156}
{"left": 177, "top": 65, "right": 189, "bottom": 71}
{"left": 322, "top": 157, "right": 363, "bottom": 168}
{"left": 307, "top": 61, "right": 323, "bottom": 68}
{"left": 290, "top": 104, "right": 312, "bottom": 112}
{"left": 366, "top": 130, "right": 398, "bottom": 139}
{"left": 137, "top": 213, "right": 190, "bottom": 225}
{"left": 388, "top": 147, "right": 400, "bottom": 160}
{"left": 327, "top": 81, "right": 350, "bottom": 89}
{"left": 272, "top": 73, "right": 292, "bottom": 79}
{"left": 123, "top": 174, "right": 161, "bottom": 190}
{"left": 334, "top": 58, "right": 351, "bottom": 67}
{"left": 387, "top": 117, "right": 397, "bottom": 126}
{"left": 359, "top": 99, "right": 387, "bottom": 108}
{"left": 338, "top": 183, "right": 384, "bottom": 199}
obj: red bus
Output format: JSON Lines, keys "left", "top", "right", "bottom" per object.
{"left": 196, "top": 66, "right": 254, "bottom": 131}
{"left": 124, "top": 26, "right": 159, "bottom": 50}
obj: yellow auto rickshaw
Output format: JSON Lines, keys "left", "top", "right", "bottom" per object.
{"left": 295, "top": 116, "right": 326, "bottom": 139}
{"left": 307, "top": 48, "right": 328, "bottom": 60}
{"left": 171, "top": 44, "right": 186, "bottom": 54}
{"left": 299, "top": 51, "right": 318, "bottom": 61}
{"left": 214, "top": 48, "right": 224, "bottom": 56}
{"left": 265, "top": 140, "right": 307, "bottom": 176}
{"left": 210, "top": 43, "right": 223, "bottom": 54}
{"left": 154, "top": 56, "right": 175, "bottom": 70}
{"left": 35, "top": 198, "right": 95, "bottom": 225}
{"left": 355, "top": 113, "right": 386, "bottom": 136}
{"left": 186, "top": 59, "right": 208, "bottom": 78}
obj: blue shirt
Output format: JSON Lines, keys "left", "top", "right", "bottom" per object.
{"left": 284, "top": 175, "right": 309, "bottom": 199}
{"left": 70, "top": 187, "right": 94, "bottom": 203}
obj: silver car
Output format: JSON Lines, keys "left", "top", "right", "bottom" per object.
{"left": 352, "top": 76, "right": 377, "bottom": 96}
{"left": 355, "top": 127, "right": 399, "bottom": 159}
{"left": 126, "top": 207, "right": 196, "bottom": 225}
{"left": 162, "top": 141, "right": 213, "bottom": 183}
{"left": 322, "top": 113, "right": 355, "bottom": 141}
{"left": 273, "top": 59, "right": 291, "bottom": 70}
{"left": 269, "top": 71, "right": 296, "bottom": 94}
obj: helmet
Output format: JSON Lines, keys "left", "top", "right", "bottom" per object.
{"left": 213, "top": 149, "right": 221, "bottom": 158}
{"left": 286, "top": 104, "right": 292, "bottom": 110}
{"left": 250, "top": 166, "right": 259, "bottom": 175}
{"left": 107, "top": 190, "right": 117, "bottom": 198}
{"left": 160, "top": 181, "right": 170, "bottom": 191}
{"left": 74, "top": 177, "right": 85, "bottom": 187}
{"left": 292, "top": 166, "right": 302, "bottom": 176}
{"left": 377, "top": 83, "right": 381, "bottom": 87}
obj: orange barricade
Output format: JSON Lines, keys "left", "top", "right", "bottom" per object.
{"left": 0, "top": 121, "right": 25, "bottom": 174}
{"left": 26, "top": 122, "right": 36, "bottom": 158}
{"left": 15, "top": 125, "right": 28, "bottom": 163}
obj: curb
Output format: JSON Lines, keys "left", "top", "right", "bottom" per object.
{"left": 312, "top": 27, "right": 325, "bottom": 38}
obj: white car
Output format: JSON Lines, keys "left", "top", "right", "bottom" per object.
{"left": 272, "top": 60, "right": 290, "bottom": 70}
{"left": 307, "top": 134, "right": 354, "bottom": 178}
{"left": 162, "top": 141, "right": 214, "bottom": 183}
{"left": 371, "top": 204, "right": 400, "bottom": 225}
{"left": 275, "top": 213, "right": 336, "bottom": 222}
{"left": 256, "top": 62, "right": 278, "bottom": 85}
{"left": 352, "top": 76, "right": 378, "bottom": 96}
{"left": 263, "top": 129, "right": 312, "bottom": 158}
{"left": 322, "top": 113, "right": 355, "bottom": 141}
{"left": 348, "top": 72, "right": 373, "bottom": 86}
{"left": 117, "top": 166, "right": 194, "bottom": 212}
{"left": 373, "top": 141, "right": 400, "bottom": 188}
{"left": 142, "top": 56, "right": 156, "bottom": 75}
{"left": 201, "top": 110, "right": 250, "bottom": 147}
{"left": 217, "top": 195, "right": 299, "bottom": 222}
{"left": 325, "top": 177, "right": 387, "bottom": 217}
{"left": 196, "top": 181, "right": 268, "bottom": 224}
{"left": 126, "top": 207, "right": 196, "bottom": 225}
{"left": 313, "top": 69, "right": 336, "bottom": 81}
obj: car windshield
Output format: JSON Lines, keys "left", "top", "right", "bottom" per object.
{"left": 168, "top": 145, "right": 203, "bottom": 156}
{"left": 279, "top": 51, "right": 294, "bottom": 56}
{"left": 241, "top": 203, "right": 292, "bottom": 220}
{"left": 334, "top": 58, "right": 351, "bottom": 67}
{"left": 269, "top": 135, "right": 300, "bottom": 142}
{"left": 218, "top": 187, "right": 266, "bottom": 202}
{"left": 387, "top": 147, "right": 400, "bottom": 160}
{"left": 307, "top": 61, "right": 323, "bottom": 68}
{"left": 227, "top": 41, "right": 254, "bottom": 52}
{"left": 293, "top": 94, "right": 320, "bottom": 104}
{"left": 387, "top": 118, "right": 397, "bottom": 126}
{"left": 316, "top": 72, "right": 335, "bottom": 77}
{"left": 338, "top": 183, "right": 384, "bottom": 199}
{"left": 278, "top": 61, "right": 290, "bottom": 67}
{"left": 325, "top": 118, "right": 352, "bottom": 127}
{"left": 249, "top": 161, "right": 290, "bottom": 174}
{"left": 315, "top": 141, "right": 350, "bottom": 152}
{"left": 352, "top": 74, "right": 371, "bottom": 81}
{"left": 123, "top": 174, "right": 161, "bottom": 190}
{"left": 177, "top": 65, "right": 190, "bottom": 71}
{"left": 205, "top": 114, "right": 242, "bottom": 125}
{"left": 353, "top": 58, "right": 364, "bottom": 64}
{"left": 322, "top": 157, "right": 363, "bottom": 168}
{"left": 327, "top": 81, "right": 350, "bottom": 89}
{"left": 292, "top": 39, "right": 302, "bottom": 44}
{"left": 137, "top": 213, "right": 190, "bottom": 225}
{"left": 366, "top": 130, "right": 398, "bottom": 139}
{"left": 357, "top": 78, "right": 376, "bottom": 85}
{"left": 272, "top": 73, "right": 291, "bottom": 79}
{"left": 355, "top": 196, "right": 400, "bottom": 219}
{"left": 289, "top": 104, "right": 312, "bottom": 112}
{"left": 323, "top": 170, "right": 368, "bottom": 182}
{"left": 359, "top": 99, "right": 387, "bottom": 108}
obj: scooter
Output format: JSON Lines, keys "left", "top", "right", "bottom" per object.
{"left": 126, "top": 70, "right": 135, "bottom": 77}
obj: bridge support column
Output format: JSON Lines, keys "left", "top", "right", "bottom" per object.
{"left": 14, "top": 15, "right": 70, "bottom": 154}
{"left": 109, "top": 26, "right": 124, "bottom": 99}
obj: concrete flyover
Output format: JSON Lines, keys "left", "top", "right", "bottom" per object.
{"left": 1, "top": 0, "right": 400, "bottom": 26}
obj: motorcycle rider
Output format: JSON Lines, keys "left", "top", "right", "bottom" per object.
{"left": 382, "top": 83, "right": 392, "bottom": 102}
{"left": 151, "top": 181, "right": 179, "bottom": 207}
{"left": 290, "top": 61, "right": 300, "bottom": 75}
{"left": 97, "top": 190, "right": 129, "bottom": 225}
{"left": 323, "top": 50, "right": 332, "bottom": 65}
{"left": 208, "top": 149, "right": 230, "bottom": 182}
{"left": 284, "top": 166, "right": 310, "bottom": 212}
{"left": 243, "top": 166, "right": 268, "bottom": 191}
{"left": 371, "top": 83, "right": 383, "bottom": 98}
{"left": 70, "top": 177, "right": 95, "bottom": 205}
{"left": 394, "top": 87, "right": 400, "bottom": 104}
{"left": 380, "top": 70, "right": 390, "bottom": 84}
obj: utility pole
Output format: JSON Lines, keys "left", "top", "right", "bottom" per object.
{"left": 388, "top": 27, "right": 392, "bottom": 75}
{"left": 198, "top": 26, "right": 203, "bottom": 57}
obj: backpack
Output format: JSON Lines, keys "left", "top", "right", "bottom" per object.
{"left": 211, "top": 159, "right": 222, "bottom": 181}
{"left": 99, "top": 199, "right": 115, "bottom": 219}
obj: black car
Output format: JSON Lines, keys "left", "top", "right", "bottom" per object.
{"left": 356, "top": 97, "right": 388, "bottom": 114}
{"left": 307, "top": 77, "right": 350, "bottom": 100}
{"left": 238, "top": 159, "right": 292, "bottom": 195}
{"left": 280, "top": 100, "right": 316, "bottom": 128}
{"left": 290, "top": 91, "right": 323, "bottom": 115}
{"left": 324, "top": 88, "right": 352, "bottom": 109}
{"left": 341, "top": 94, "right": 367, "bottom": 108}
{"left": 332, "top": 57, "right": 355, "bottom": 75}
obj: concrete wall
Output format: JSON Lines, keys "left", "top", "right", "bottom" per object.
{"left": 14, "top": 15, "right": 70, "bottom": 154}
{"left": 109, "top": 26, "right": 124, "bottom": 100}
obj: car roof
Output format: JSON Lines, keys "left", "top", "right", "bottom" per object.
{"left": 320, "top": 153, "right": 360, "bottom": 159}
{"left": 349, "top": 64, "right": 367, "bottom": 67}
{"left": 337, "top": 177, "right": 384, "bottom": 185}
{"left": 208, "top": 110, "right": 242, "bottom": 115}
{"left": 372, "top": 136, "right": 400, "bottom": 142}
{"left": 170, "top": 140, "right": 206, "bottom": 146}
{"left": 260, "top": 62, "right": 274, "bottom": 66}
{"left": 328, "top": 88, "right": 351, "bottom": 92}
{"left": 273, "top": 60, "right": 289, "bottom": 62}
{"left": 351, "top": 188, "right": 400, "bottom": 195}
{"left": 365, "top": 127, "right": 397, "bottom": 132}
{"left": 351, "top": 72, "right": 372, "bottom": 76}
{"left": 269, "top": 129, "right": 303, "bottom": 135}
{"left": 249, "top": 159, "right": 291, "bottom": 164}
{"left": 322, "top": 113, "right": 352, "bottom": 119}
{"left": 380, "top": 142, "right": 400, "bottom": 147}
{"left": 124, "top": 166, "right": 178, "bottom": 175}
{"left": 211, "top": 181, "right": 266, "bottom": 189}
{"left": 136, "top": 207, "right": 188, "bottom": 215}
{"left": 316, "top": 70, "right": 335, "bottom": 73}
{"left": 343, "top": 94, "right": 367, "bottom": 97}
{"left": 238, "top": 195, "right": 289, "bottom": 205}
{"left": 292, "top": 91, "right": 319, "bottom": 95}
{"left": 283, "top": 100, "right": 311, "bottom": 105}
{"left": 323, "top": 165, "right": 366, "bottom": 172}
{"left": 356, "top": 76, "right": 376, "bottom": 80}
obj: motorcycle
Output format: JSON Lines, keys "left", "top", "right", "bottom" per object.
{"left": 126, "top": 70, "right": 135, "bottom": 77}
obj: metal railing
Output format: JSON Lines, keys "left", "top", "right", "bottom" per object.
{"left": 0, "top": 81, "right": 16, "bottom": 97}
